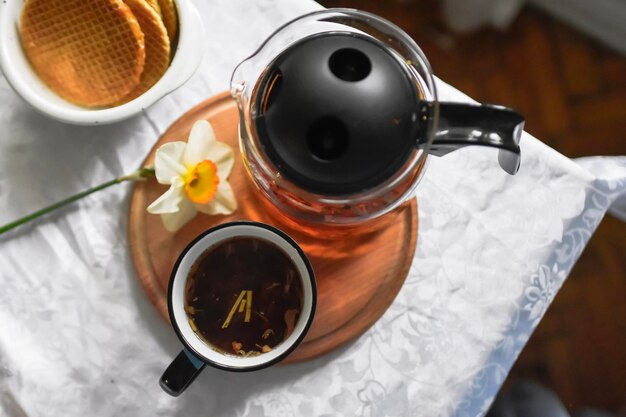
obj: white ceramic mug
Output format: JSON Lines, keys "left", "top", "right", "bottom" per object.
{"left": 0, "top": 0, "right": 204, "bottom": 125}
{"left": 161, "top": 221, "right": 316, "bottom": 396}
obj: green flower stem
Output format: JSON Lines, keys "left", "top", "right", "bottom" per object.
{"left": 0, "top": 166, "right": 155, "bottom": 236}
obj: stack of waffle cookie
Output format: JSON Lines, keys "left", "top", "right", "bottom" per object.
{"left": 20, "top": 0, "right": 179, "bottom": 108}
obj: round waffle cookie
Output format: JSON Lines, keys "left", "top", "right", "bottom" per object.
{"left": 157, "top": 0, "right": 178, "bottom": 42}
{"left": 118, "top": 0, "right": 171, "bottom": 103}
{"left": 20, "top": 0, "right": 146, "bottom": 107}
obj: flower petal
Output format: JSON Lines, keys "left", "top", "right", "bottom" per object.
{"left": 147, "top": 177, "right": 185, "bottom": 214}
{"left": 154, "top": 142, "right": 187, "bottom": 184}
{"left": 195, "top": 180, "right": 237, "bottom": 215}
{"left": 183, "top": 120, "right": 216, "bottom": 167}
{"left": 160, "top": 198, "right": 197, "bottom": 232}
{"left": 206, "top": 141, "right": 235, "bottom": 179}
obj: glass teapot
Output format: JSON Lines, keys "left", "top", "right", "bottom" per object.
{"left": 231, "top": 9, "right": 523, "bottom": 227}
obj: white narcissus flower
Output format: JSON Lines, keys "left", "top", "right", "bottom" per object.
{"left": 147, "top": 120, "right": 237, "bottom": 232}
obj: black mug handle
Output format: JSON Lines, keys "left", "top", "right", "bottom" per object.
{"left": 417, "top": 102, "right": 525, "bottom": 175}
{"left": 160, "top": 349, "right": 206, "bottom": 397}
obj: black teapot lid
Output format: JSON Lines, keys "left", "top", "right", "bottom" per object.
{"left": 254, "top": 33, "right": 420, "bottom": 196}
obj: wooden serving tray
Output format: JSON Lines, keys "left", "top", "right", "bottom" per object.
{"left": 128, "top": 92, "right": 418, "bottom": 363}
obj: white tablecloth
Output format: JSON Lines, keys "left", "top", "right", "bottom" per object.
{"left": 1, "top": 1, "right": 625, "bottom": 416}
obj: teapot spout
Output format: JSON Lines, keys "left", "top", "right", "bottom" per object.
{"left": 420, "top": 102, "right": 524, "bottom": 175}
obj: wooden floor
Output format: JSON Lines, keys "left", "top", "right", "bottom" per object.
{"left": 320, "top": 1, "right": 626, "bottom": 413}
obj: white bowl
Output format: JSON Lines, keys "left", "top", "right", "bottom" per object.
{"left": 0, "top": 0, "right": 204, "bottom": 125}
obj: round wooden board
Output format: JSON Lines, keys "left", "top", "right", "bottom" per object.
{"left": 128, "top": 92, "right": 418, "bottom": 363}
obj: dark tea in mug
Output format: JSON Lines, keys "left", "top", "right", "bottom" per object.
{"left": 184, "top": 237, "right": 303, "bottom": 357}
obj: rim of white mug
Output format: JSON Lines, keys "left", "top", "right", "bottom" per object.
{"left": 168, "top": 222, "right": 316, "bottom": 371}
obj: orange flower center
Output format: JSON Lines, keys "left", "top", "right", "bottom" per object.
{"left": 184, "top": 160, "right": 219, "bottom": 204}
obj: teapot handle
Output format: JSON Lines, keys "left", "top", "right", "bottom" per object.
{"left": 418, "top": 102, "right": 524, "bottom": 175}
